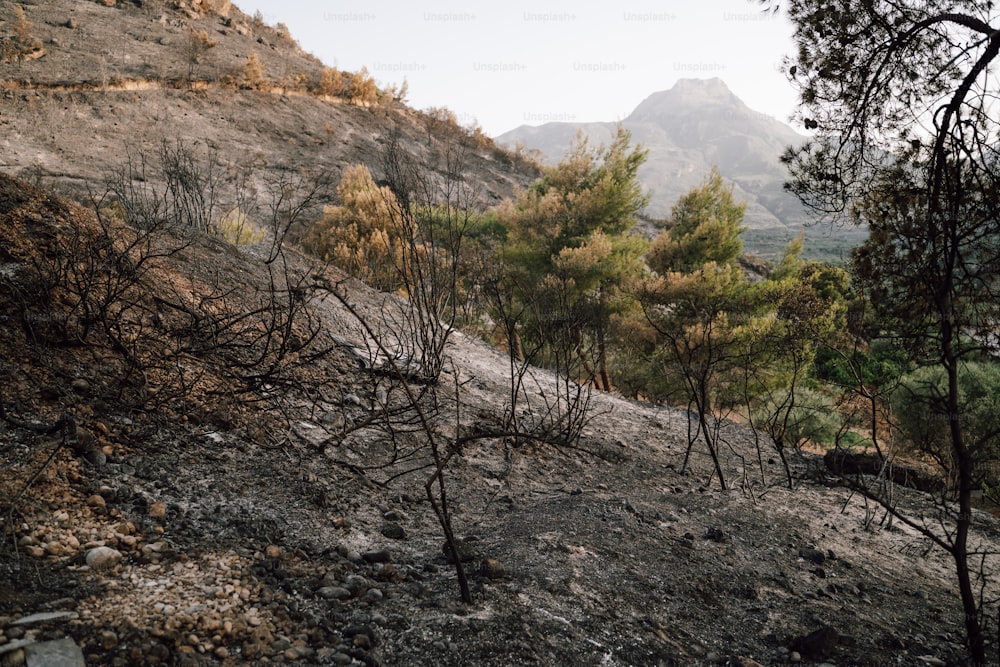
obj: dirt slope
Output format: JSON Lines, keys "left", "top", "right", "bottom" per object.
{"left": 0, "top": 0, "right": 536, "bottom": 212}
{"left": 0, "top": 172, "right": 994, "bottom": 667}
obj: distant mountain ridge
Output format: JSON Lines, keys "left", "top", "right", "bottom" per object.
{"left": 499, "top": 78, "right": 805, "bottom": 227}
{"left": 498, "top": 78, "right": 867, "bottom": 260}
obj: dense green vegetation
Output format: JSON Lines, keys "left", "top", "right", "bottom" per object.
{"left": 299, "top": 123, "right": 1000, "bottom": 501}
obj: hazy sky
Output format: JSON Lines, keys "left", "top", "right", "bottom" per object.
{"left": 233, "top": 0, "right": 799, "bottom": 137}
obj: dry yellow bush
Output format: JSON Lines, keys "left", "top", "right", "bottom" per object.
{"left": 348, "top": 68, "right": 378, "bottom": 106}
{"left": 241, "top": 53, "right": 266, "bottom": 89}
{"left": 302, "top": 165, "right": 406, "bottom": 289}
{"left": 319, "top": 67, "right": 344, "bottom": 97}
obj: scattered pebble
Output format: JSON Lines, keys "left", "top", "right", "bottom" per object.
{"left": 148, "top": 502, "right": 167, "bottom": 520}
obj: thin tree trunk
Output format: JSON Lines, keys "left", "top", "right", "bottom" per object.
{"left": 598, "top": 332, "right": 611, "bottom": 392}
{"left": 945, "top": 335, "right": 984, "bottom": 663}
{"left": 427, "top": 464, "right": 471, "bottom": 604}
{"left": 696, "top": 381, "right": 727, "bottom": 490}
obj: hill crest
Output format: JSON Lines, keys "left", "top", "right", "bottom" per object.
{"left": 0, "top": 0, "right": 537, "bottom": 217}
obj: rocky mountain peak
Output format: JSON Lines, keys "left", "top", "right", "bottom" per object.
{"left": 628, "top": 77, "right": 741, "bottom": 120}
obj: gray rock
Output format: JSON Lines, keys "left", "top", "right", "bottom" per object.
{"left": 85, "top": 546, "right": 123, "bottom": 570}
{"left": 343, "top": 574, "right": 369, "bottom": 596}
{"left": 70, "top": 378, "right": 90, "bottom": 395}
{"left": 24, "top": 638, "right": 85, "bottom": 667}
{"left": 317, "top": 586, "right": 352, "bottom": 600}
{"left": 362, "top": 549, "right": 391, "bottom": 564}
{"left": 11, "top": 612, "right": 79, "bottom": 626}
{"left": 0, "top": 638, "right": 34, "bottom": 654}
{"left": 380, "top": 523, "right": 406, "bottom": 540}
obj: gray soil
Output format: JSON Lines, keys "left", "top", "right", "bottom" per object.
{"left": 0, "top": 172, "right": 996, "bottom": 667}
{"left": 0, "top": 0, "right": 536, "bottom": 211}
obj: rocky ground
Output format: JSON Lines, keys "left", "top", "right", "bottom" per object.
{"left": 1, "top": 173, "right": 998, "bottom": 667}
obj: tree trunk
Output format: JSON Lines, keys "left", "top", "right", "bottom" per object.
{"left": 572, "top": 330, "right": 599, "bottom": 386}
{"left": 598, "top": 332, "right": 611, "bottom": 392}
{"left": 512, "top": 329, "right": 525, "bottom": 363}
{"left": 938, "top": 252, "right": 985, "bottom": 663}
{"left": 696, "top": 380, "right": 727, "bottom": 490}
{"left": 427, "top": 468, "right": 471, "bottom": 604}
{"left": 945, "top": 344, "right": 984, "bottom": 663}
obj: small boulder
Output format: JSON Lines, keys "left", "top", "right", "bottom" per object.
{"left": 361, "top": 549, "right": 391, "bottom": 564}
{"left": 317, "top": 586, "right": 352, "bottom": 600}
{"left": 380, "top": 523, "right": 406, "bottom": 540}
{"left": 85, "top": 546, "right": 123, "bottom": 570}
{"left": 342, "top": 574, "right": 369, "bottom": 596}
{"left": 24, "top": 638, "right": 86, "bottom": 667}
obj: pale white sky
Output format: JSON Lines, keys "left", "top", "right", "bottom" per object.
{"left": 234, "top": 0, "right": 798, "bottom": 136}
